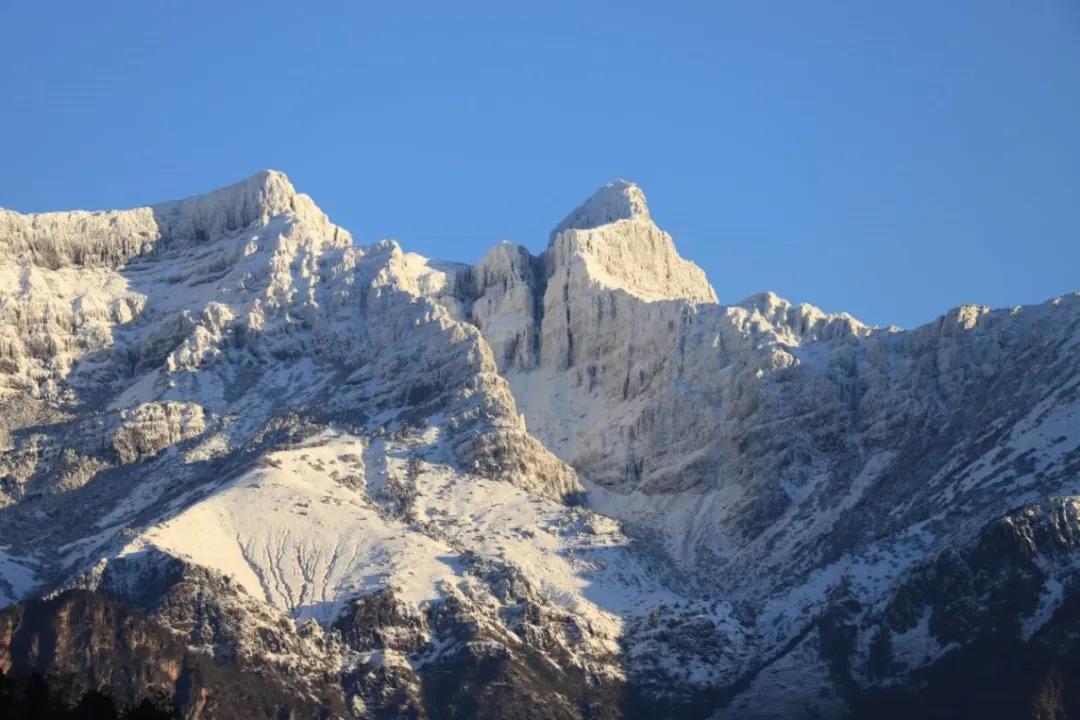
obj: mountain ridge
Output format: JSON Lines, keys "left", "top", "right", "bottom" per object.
{"left": 1, "top": 171, "right": 1078, "bottom": 718}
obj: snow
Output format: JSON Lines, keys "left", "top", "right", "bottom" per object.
{"left": 1023, "top": 575, "right": 1067, "bottom": 641}
{"left": 546, "top": 213, "right": 717, "bottom": 304}
{"left": 552, "top": 180, "right": 651, "bottom": 236}
{"left": 126, "top": 426, "right": 674, "bottom": 637}
{"left": 0, "top": 550, "right": 38, "bottom": 606}
{"left": 406, "top": 447, "right": 679, "bottom": 620}
{"left": 889, "top": 608, "right": 955, "bottom": 671}
{"left": 136, "top": 432, "right": 459, "bottom": 621}
{"left": 2, "top": 170, "right": 1079, "bottom": 712}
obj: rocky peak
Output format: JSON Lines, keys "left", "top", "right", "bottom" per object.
{"left": 0, "top": 169, "right": 304, "bottom": 270}
{"left": 736, "top": 291, "right": 871, "bottom": 343}
{"left": 551, "top": 179, "right": 651, "bottom": 237}
{"left": 543, "top": 180, "right": 716, "bottom": 305}
{"left": 3, "top": 170, "right": 1080, "bottom": 719}
{"left": 467, "top": 242, "right": 544, "bottom": 369}
{"left": 437, "top": 182, "right": 719, "bottom": 374}
{"left": 153, "top": 168, "right": 300, "bottom": 236}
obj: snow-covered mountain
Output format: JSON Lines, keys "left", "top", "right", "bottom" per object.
{"left": 1, "top": 172, "right": 1078, "bottom": 718}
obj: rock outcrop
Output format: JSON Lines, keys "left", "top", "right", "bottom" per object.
{"left": 0, "top": 172, "right": 1077, "bottom": 718}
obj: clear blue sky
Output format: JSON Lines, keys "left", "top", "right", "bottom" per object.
{"left": 2, "top": 1, "right": 1078, "bottom": 328}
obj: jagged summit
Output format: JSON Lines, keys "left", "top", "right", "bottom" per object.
{"left": 239, "top": 168, "right": 295, "bottom": 196}
{"left": 1, "top": 169, "right": 297, "bottom": 223}
{"left": 551, "top": 179, "right": 651, "bottom": 239}
{"left": 177, "top": 168, "right": 297, "bottom": 208}
{"left": 735, "top": 290, "right": 871, "bottom": 342}
{"left": 3, "top": 169, "right": 1080, "bottom": 719}
{"left": 176, "top": 168, "right": 299, "bottom": 217}
{"left": 543, "top": 179, "right": 717, "bottom": 305}
{"left": 0, "top": 170, "right": 331, "bottom": 270}
{"left": 148, "top": 167, "right": 306, "bottom": 239}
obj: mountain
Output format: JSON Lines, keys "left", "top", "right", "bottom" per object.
{"left": 0, "top": 171, "right": 1077, "bottom": 719}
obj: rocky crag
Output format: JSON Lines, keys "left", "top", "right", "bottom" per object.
{"left": 0, "top": 172, "right": 1077, "bottom": 718}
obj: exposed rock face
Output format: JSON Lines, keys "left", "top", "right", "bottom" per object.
{"left": 434, "top": 179, "right": 1080, "bottom": 717}
{"left": 0, "top": 172, "right": 1077, "bottom": 718}
{"left": 444, "top": 180, "right": 716, "bottom": 376}
{"left": 0, "top": 170, "right": 297, "bottom": 270}
{"left": 553, "top": 179, "right": 651, "bottom": 235}
{"left": 546, "top": 180, "right": 716, "bottom": 305}
{"left": 456, "top": 242, "right": 543, "bottom": 372}
{"left": 0, "top": 588, "right": 344, "bottom": 718}
{"left": 111, "top": 401, "right": 206, "bottom": 464}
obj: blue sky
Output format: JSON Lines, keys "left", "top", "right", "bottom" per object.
{"left": 1, "top": 1, "right": 1077, "bottom": 328}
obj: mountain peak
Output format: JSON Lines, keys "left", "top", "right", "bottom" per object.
{"left": 551, "top": 179, "right": 651, "bottom": 238}
{"left": 541, "top": 179, "right": 716, "bottom": 305}
{"left": 154, "top": 168, "right": 298, "bottom": 222}
{"left": 0, "top": 169, "right": 305, "bottom": 270}
{"left": 229, "top": 168, "right": 296, "bottom": 206}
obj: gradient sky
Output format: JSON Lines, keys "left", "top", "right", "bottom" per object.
{"left": 2, "top": 1, "right": 1078, "bottom": 328}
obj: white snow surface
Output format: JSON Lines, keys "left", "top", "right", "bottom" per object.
{"left": 1, "top": 170, "right": 1079, "bottom": 713}
{"left": 128, "top": 428, "right": 668, "bottom": 634}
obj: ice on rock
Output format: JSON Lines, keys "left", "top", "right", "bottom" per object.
{"left": 548, "top": 180, "right": 717, "bottom": 304}
{"left": 0, "top": 170, "right": 300, "bottom": 270}
{"left": 2, "top": 170, "right": 1080, "bottom": 717}
{"left": 736, "top": 291, "right": 871, "bottom": 342}
{"left": 439, "top": 179, "right": 1080, "bottom": 712}
{"left": 552, "top": 179, "right": 652, "bottom": 235}
{"left": 457, "top": 242, "right": 543, "bottom": 371}
{"left": 111, "top": 401, "right": 207, "bottom": 464}
{"left": 432, "top": 180, "right": 718, "bottom": 374}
